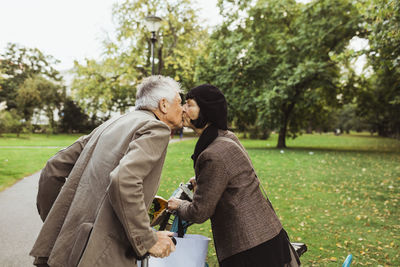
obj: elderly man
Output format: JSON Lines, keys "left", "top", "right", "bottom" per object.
{"left": 30, "top": 76, "right": 183, "bottom": 267}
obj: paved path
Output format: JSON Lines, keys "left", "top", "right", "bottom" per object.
{"left": 0, "top": 137, "right": 193, "bottom": 266}
{"left": 0, "top": 172, "right": 42, "bottom": 267}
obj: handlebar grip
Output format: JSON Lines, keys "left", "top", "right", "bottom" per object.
{"left": 186, "top": 182, "right": 194, "bottom": 191}
{"left": 171, "top": 236, "right": 177, "bottom": 245}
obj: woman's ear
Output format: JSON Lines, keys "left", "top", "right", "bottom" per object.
{"left": 158, "top": 98, "right": 169, "bottom": 114}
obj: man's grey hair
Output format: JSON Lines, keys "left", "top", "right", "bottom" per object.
{"left": 135, "top": 75, "right": 182, "bottom": 110}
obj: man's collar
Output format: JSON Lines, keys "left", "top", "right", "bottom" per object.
{"left": 136, "top": 109, "right": 160, "bottom": 120}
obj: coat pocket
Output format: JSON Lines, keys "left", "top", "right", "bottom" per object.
{"left": 68, "top": 222, "right": 93, "bottom": 267}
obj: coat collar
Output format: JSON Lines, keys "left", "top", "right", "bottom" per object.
{"left": 135, "top": 109, "right": 160, "bottom": 120}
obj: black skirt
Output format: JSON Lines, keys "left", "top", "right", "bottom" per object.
{"left": 219, "top": 229, "right": 292, "bottom": 267}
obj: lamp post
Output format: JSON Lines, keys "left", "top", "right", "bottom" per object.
{"left": 144, "top": 15, "right": 162, "bottom": 75}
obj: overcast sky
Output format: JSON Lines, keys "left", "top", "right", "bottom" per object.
{"left": 0, "top": 0, "right": 222, "bottom": 71}
{"left": 0, "top": 0, "right": 366, "bottom": 74}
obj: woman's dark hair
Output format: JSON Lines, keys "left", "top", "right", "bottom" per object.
{"left": 185, "top": 84, "right": 227, "bottom": 130}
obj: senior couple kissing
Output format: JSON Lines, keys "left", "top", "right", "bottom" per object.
{"left": 30, "top": 75, "right": 300, "bottom": 267}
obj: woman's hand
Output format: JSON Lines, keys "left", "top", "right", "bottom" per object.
{"left": 168, "top": 197, "right": 183, "bottom": 211}
{"left": 189, "top": 176, "right": 197, "bottom": 192}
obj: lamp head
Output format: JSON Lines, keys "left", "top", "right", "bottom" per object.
{"left": 144, "top": 15, "right": 162, "bottom": 32}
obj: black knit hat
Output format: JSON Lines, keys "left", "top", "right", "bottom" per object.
{"left": 186, "top": 84, "right": 228, "bottom": 130}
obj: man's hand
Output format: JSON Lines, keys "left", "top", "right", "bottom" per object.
{"left": 167, "top": 197, "right": 183, "bottom": 211}
{"left": 148, "top": 231, "right": 176, "bottom": 258}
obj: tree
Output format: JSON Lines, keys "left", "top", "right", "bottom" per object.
{"left": 356, "top": 0, "right": 400, "bottom": 137}
{"left": 59, "top": 97, "right": 91, "bottom": 133}
{"left": 72, "top": 0, "right": 208, "bottom": 116}
{"left": 0, "top": 109, "right": 23, "bottom": 136}
{"left": 336, "top": 103, "right": 369, "bottom": 133}
{"left": 15, "top": 77, "right": 41, "bottom": 123}
{"left": 0, "top": 43, "right": 61, "bottom": 111}
{"left": 16, "top": 75, "right": 65, "bottom": 131}
{"left": 111, "top": 0, "right": 208, "bottom": 89}
{"left": 71, "top": 58, "right": 134, "bottom": 116}
{"left": 196, "top": 0, "right": 362, "bottom": 147}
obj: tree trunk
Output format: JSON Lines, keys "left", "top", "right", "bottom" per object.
{"left": 277, "top": 102, "right": 296, "bottom": 148}
{"left": 277, "top": 110, "right": 290, "bottom": 148}
{"left": 47, "top": 108, "right": 54, "bottom": 130}
{"left": 377, "top": 124, "right": 388, "bottom": 137}
{"left": 277, "top": 125, "right": 287, "bottom": 148}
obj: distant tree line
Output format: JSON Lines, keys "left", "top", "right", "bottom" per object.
{"left": 0, "top": 43, "right": 100, "bottom": 135}
{"left": 1, "top": 0, "right": 398, "bottom": 147}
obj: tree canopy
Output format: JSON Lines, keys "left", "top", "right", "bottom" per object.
{"left": 71, "top": 0, "right": 208, "bottom": 115}
{"left": 0, "top": 43, "right": 64, "bottom": 132}
{"left": 16, "top": 75, "right": 65, "bottom": 129}
{"left": 0, "top": 43, "right": 61, "bottom": 111}
{"left": 354, "top": 0, "right": 400, "bottom": 137}
{"left": 196, "top": 0, "right": 363, "bottom": 147}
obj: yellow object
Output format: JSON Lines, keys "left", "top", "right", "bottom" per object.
{"left": 149, "top": 196, "right": 168, "bottom": 226}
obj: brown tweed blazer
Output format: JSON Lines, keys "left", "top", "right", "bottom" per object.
{"left": 178, "top": 130, "right": 283, "bottom": 262}
{"left": 30, "top": 110, "right": 170, "bottom": 267}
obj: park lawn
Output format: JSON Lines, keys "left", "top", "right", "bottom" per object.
{"left": 0, "top": 133, "right": 82, "bottom": 146}
{"left": 159, "top": 134, "right": 400, "bottom": 267}
{"left": 0, "top": 133, "right": 83, "bottom": 191}
{"left": 0, "top": 133, "right": 399, "bottom": 266}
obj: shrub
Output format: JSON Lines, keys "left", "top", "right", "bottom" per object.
{"left": 0, "top": 109, "right": 24, "bottom": 136}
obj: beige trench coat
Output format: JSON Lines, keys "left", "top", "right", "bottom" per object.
{"left": 30, "top": 110, "right": 170, "bottom": 267}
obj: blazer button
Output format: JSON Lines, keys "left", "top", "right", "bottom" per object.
{"left": 135, "top": 237, "right": 141, "bottom": 242}
{"left": 139, "top": 245, "right": 144, "bottom": 251}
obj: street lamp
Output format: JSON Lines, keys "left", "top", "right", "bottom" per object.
{"left": 144, "top": 15, "right": 162, "bottom": 75}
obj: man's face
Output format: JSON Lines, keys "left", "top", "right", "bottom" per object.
{"left": 164, "top": 92, "right": 184, "bottom": 130}
{"left": 182, "top": 98, "right": 200, "bottom": 128}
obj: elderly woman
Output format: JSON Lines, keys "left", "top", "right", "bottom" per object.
{"left": 168, "top": 84, "right": 300, "bottom": 267}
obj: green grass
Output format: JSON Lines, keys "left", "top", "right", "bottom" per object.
{"left": 0, "top": 133, "right": 83, "bottom": 190}
{"left": 1, "top": 132, "right": 399, "bottom": 266}
{"left": 159, "top": 133, "right": 400, "bottom": 266}
{"left": 0, "top": 133, "right": 82, "bottom": 146}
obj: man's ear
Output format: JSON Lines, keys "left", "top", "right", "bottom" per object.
{"left": 158, "top": 98, "right": 168, "bottom": 114}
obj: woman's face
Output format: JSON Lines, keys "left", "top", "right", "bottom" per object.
{"left": 183, "top": 98, "right": 200, "bottom": 128}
